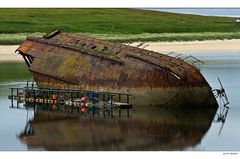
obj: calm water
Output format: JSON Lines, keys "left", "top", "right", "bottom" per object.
{"left": 0, "top": 52, "right": 240, "bottom": 151}
{"left": 146, "top": 9, "right": 240, "bottom": 17}
{"left": 0, "top": 62, "right": 31, "bottom": 150}
{"left": 182, "top": 52, "right": 240, "bottom": 151}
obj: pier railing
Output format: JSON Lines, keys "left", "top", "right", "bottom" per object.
{"left": 9, "top": 86, "right": 132, "bottom": 118}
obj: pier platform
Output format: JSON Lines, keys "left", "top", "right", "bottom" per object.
{"left": 9, "top": 86, "right": 133, "bottom": 118}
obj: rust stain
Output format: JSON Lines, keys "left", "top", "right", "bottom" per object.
{"left": 16, "top": 30, "right": 218, "bottom": 108}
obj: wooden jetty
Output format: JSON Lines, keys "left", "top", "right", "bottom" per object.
{"left": 9, "top": 86, "right": 132, "bottom": 118}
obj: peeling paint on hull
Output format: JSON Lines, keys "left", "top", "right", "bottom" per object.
{"left": 16, "top": 30, "right": 218, "bottom": 108}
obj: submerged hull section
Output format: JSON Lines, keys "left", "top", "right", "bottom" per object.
{"left": 16, "top": 30, "right": 218, "bottom": 108}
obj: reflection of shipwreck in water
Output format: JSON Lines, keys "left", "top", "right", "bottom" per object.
{"left": 9, "top": 83, "right": 219, "bottom": 150}
{"left": 212, "top": 77, "right": 230, "bottom": 136}
{"left": 18, "top": 105, "right": 217, "bottom": 151}
{"left": 16, "top": 30, "right": 218, "bottom": 107}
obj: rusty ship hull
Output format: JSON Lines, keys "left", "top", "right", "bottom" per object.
{"left": 16, "top": 30, "right": 218, "bottom": 108}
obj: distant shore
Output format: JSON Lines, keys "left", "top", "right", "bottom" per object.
{"left": 1, "top": 39, "right": 240, "bottom": 61}
{"left": 129, "top": 39, "right": 240, "bottom": 53}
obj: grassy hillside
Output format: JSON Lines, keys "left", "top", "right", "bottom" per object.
{"left": 0, "top": 8, "right": 240, "bottom": 44}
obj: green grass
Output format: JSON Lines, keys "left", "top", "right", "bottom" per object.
{"left": 0, "top": 8, "right": 240, "bottom": 44}
{"left": 81, "top": 32, "right": 240, "bottom": 42}
{"left": 0, "top": 33, "right": 44, "bottom": 45}
{"left": 1, "top": 32, "right": 240, "bottom": 45}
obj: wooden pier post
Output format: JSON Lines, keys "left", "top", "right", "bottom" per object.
{"left": 11, "top": 88, "right": 13, "bottom": 97}
{"left": 16, "top": 88, "right": 18, "bottom": 97}
{"left": 77, "top": 105, "right": 80, "bottom": 117}
{"left": 110, "top": 108, "right": 113, "bottom": 118}
{"left": 119, "top": 109, "right": 121, "bottom": 118}
{"left": 31, "top": 81, "right": 34, "bottom": 89}
{"left": 16, "top": 88, "right": 19, "bottom": 108}
{"left": 119, "top": 94, "right": 121, "bottom": 102}
{"left": 33, "top": 102, "right": 37, "bottom": 115}
{"left": 26, "top": 79, "right": 29, "bottom": 88}
{"left": 41, "top": 89, "right": 44, "bottom": 110}
{"left": 103, "top": 107, "right": 106, "bottom": 118}
{"left": 10, "top": 88, "right": 14, "bottom": 107}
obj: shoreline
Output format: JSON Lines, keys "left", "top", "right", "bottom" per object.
{"left": 0, "top": 45, "right": 23, "bottom": 62}
{"left": 1, "top": 39, "right": 240, "bottom": 62}
{"left": 129, "top": 39, "right": 240, "bottom": 53}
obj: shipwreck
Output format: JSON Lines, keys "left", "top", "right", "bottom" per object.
{"left": 16, "top": 30, "right": 218, "bottom": 108}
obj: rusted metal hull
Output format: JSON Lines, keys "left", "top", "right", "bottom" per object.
{"left": 31, "top": 70, "right": 217, "bottom": 108}
{"left": 16, "top": 30, "right": 218, "bottom": 108}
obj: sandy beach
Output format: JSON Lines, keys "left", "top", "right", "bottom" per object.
{"left": 0, "top": 45, "right": 23, "bottom": 61}
{"left": 1, "top": 39, "right": 240, "bottom": 61}
{"left": 130, "top": 39, "right": 240, "bottom": 53}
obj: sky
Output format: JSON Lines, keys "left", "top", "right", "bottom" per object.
{"left": 146, "top": 9, "right": 240, "bottom": 17}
